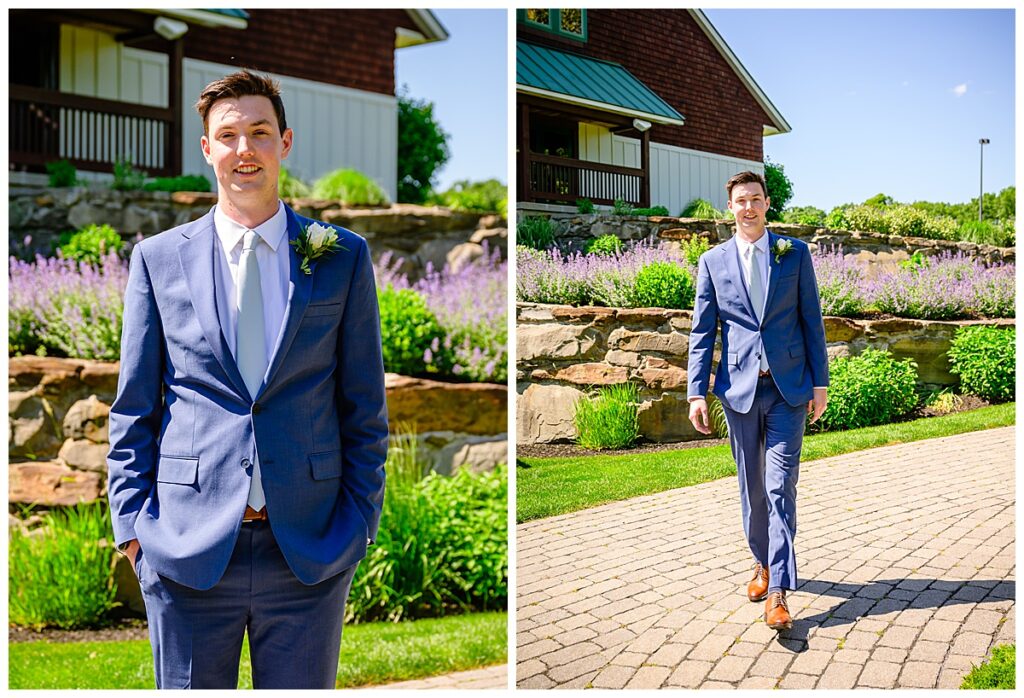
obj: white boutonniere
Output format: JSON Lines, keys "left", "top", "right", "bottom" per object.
{"left": 771, "top": 238, "right": 793, "bottom": 263}
{"left": 290, "top": 221, "right": 348, "bottom": 275}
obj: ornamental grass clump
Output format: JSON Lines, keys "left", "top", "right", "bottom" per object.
{"left": 574, "top": 382, "right": 641, "bottom": 449}
{"left": 9, "top": 503, "right": 119, "bottom": 629}
{"left": 517, "top": 216, "right": 555, "bottom": 250}
{"left": 817, "top": 349, "right": 918, "bottom": 431}
{"left": 312, "top": 168, "right": 390, "bottom": 206}
{"left": 346, "top": 429, "right": 507, "bottom": 623}
{"left": 947, "top": 326, "right": 1015, "bottom": 403}
{"left": 9, "top": 252, "right": 128, "bottom": 359}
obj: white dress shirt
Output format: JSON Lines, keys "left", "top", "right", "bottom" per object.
{"left": 213, "top": 201, "right": 291, "bottom": 374}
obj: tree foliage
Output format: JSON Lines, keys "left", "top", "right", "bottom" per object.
{"left": 397, "top": 87, "right": 450, "bottom": 204}
{"left": 763, "top": 157, "right": 793, "bottom": 221}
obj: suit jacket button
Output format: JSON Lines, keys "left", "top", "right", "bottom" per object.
{"left": 252, "top": 403, "right": 262, "bottom": 415}
{"left": 241, "top": 458, "right": 251, "bottom": 469}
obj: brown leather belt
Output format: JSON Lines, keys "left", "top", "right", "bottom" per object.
{"left": 243, "top": 505, "right": 268, "bottom": 522}
{"left": 759, "top": 369, "right": 772, "bottom": 377}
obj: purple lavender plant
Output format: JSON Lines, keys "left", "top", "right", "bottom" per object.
{"left": 9, "top": 251, "right": 128, "bottom": 359}
{"left": 812, "top": 245, "right": 869, "bottom": 316}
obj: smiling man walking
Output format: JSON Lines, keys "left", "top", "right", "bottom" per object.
{"left": 687, "top": 170, "right": 828, "bottom": 630}
{"left": 107, "top": 70, "right": 388, "bottom": 688}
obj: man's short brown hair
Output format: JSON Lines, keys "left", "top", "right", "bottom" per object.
{"left": 726, "top": 171, "right": 768, "bottom": 200}
{"left": 195, "top": 70, "right": 287, "bottom": 134}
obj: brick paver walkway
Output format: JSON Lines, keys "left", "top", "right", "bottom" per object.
{"left": 517, "top": 427, "right": 1015, "bottom": 689}
{"left": 367, "top": 664, "right": 507, "bottom": 689}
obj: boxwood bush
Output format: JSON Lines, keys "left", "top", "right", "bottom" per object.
{"left": 817, "top": 349, "right": 919, "bottom": 431}
{"left": 631, "top": 261, "right": 695, "bottom": 309}
{"left": 584, "top": 234, "right": 623, "bottom": 256}
{"left": 377, "top": 285, "right": 452, "bottom": 376}
{"left": 947, "top": 326, "right": 1015, "bottom": 402}
{"left": 57, "top": 224, "right": 124, "bottom": 265}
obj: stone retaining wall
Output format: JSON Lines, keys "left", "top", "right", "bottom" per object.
{"left": 10, "top": 186, "right": 507, "bottom": 281}
{"left": 9, "top": 356, "right": 507, "bottom": 508}
{"left": 518, "top": 212, "right": 1013, "bottom": 269}
{"left": 516, "top": 302, "right": 1014, "bottom": 445}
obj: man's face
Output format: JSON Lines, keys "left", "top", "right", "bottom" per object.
{"left": 201, "top": 95, "right": 292, "bottom": 204}
{"left": 727, "top": 181, "right": 770, "bottom": 237}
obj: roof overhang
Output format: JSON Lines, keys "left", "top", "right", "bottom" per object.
{"left": 397, "top": 9, "right": 449, "bottom": 48}
{"left": 517, "top": 40, "right": 685, "bottom": 127}
{"left": 688, "top": 9, "right": 791, "bottom": 136}
{"left": 137, "top": 9, "right": 248, "bottom": 30}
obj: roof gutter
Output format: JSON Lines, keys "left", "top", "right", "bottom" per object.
{"left": 137, "top": 9, "right": 248, "bottom": 30}
{"left": 398, "top": 9, "right": 449, "bottom": 48}
{"left": 517, "top": 84, "right": 686, "bottom": 127}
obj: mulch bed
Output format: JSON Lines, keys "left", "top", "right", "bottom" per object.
{"left": 517, "top": 397, "right": 994, "bottom": 461}
{"left": 10, "top": 618, "right": 149, "bottom": 644}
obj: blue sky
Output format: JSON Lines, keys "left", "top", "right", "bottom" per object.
{"left": 395, "top": 9, "right": 508, "bottom": 191}
{"left": 703, "top": 9, "right": 1015, "bottom": 211}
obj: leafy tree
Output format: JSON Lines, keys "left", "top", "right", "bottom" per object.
{"left": 397, "top": 87, "right": 450, "bottom": 204}
{"left": 863, "top": 193, "right": 895, "bottom": 208}
{"left": 763, "top": 157, "right": 793, "bottom": 221}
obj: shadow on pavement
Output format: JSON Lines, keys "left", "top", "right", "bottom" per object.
{"left": 770, "top": 578, "right": 1015, "bottom": 652}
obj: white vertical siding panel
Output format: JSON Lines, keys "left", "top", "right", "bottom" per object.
{"left": 648, "top": 141, "right": 764, "bottom": 212}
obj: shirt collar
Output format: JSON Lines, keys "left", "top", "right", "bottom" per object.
{"left": 736, "top": 229, "right": 770, "bottom": 256}
{"left": 214, "top": 201, "right": 288, "bottom": 253}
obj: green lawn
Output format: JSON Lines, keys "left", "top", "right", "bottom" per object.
{"left": 961, "top": 643, "right": 1015, "bottom": 689}
{"left": 8, "top": 611, "right": 506, "bottom": 689}
{"left": 517, "top": 403, "right": 1014, "bottom": 522}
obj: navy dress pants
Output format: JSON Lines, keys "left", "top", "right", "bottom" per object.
{"left": 135, "top": 519, "right": 357, "bottom": 689}
{"left": 721, "top": 374, "right": 806, "bottom": 592}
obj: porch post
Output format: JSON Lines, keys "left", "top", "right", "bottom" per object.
{"left": 640, "top": 127, "right": 651, "bottom": 208}
{"left": 168, "top": 37, "right": 183, "bottom": 176}
{"left": 519, "top": 102, "right": 530, "bottom": 204}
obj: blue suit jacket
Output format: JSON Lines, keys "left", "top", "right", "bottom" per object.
{"left": 687, "top": 231, "right": 829, "bottom": 414}
{"left": 107, "top": 204, "right": 388, "bottom": 590}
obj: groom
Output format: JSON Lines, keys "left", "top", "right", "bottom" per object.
{"left": 107, "top": 70, "right": 388, "bottom": 688}
{"left": 687, "top": 171, "right": 828, "bottom": 630}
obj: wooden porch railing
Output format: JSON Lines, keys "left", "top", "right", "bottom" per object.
{"left": 524, "top": 152, "right": 648, "bottom": 207}
{"left": 10, "top": 85, "right": 178, "bottom": 177}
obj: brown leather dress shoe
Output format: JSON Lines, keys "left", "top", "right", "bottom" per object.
{"left": 747, "top": 562, "right": 769, "bottom": 602}
{"left": 765, "top": 591, "right": 793, "bottom": 630}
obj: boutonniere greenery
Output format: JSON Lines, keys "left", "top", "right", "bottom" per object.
{"left": 290, "top": 221, "right": 348, "bottom": 275}
{"left": 771, "top": 238, "right": 793, "bottom": 263}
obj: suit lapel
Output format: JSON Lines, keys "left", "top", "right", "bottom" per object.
{"left": 177, "top": 212, "right": 250, "bottom": 400}
{"left": 259, "top": 206, "right": 313, "bottom": 398}
{"left": 763, "top": 230, "right": 782, "bottom": 315}
{"left": 723, "top": 236, "right": 757, "bottom": 320}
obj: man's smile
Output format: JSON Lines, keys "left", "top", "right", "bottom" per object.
{"left": 235, "top": 163, "right": 262, "bottom": 175}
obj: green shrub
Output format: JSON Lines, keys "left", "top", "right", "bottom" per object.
{"left": 681, "top": 198, "right": 724, "bottom": 220}
{"left": 429, "top": 179, "right": 507, "bottom": 215}
{"left": 576, "top": 198, "right": 595, "bottom": 214}
{"left": 278, "top": 166, "right": 312, "bottom": 199}
{"left": 584, "top": 234, "right": 623, "bottom": 256}
{"left": 142, "top": 174, "right": 211, "bottom": 193}
{"left": 574, "top": 382, "right": 641, "bottom": 449}
{"left": 947, "top": 326, "right": 1015, "bottom": 402}
{"left": 312, "top": 168, "right": 390, "bottom": 206}
{"left": 961, "top": 644, "right": 1015, "bottom": 689}
{"left": 111, "top": 157, "right": 145, "bottom": 191}
{"left": 9, "top": 503, "right": 118, "bottom": 629}
{"left": 612, "top": 197, "right": 634, "bottom": 215}
{"left": 517, "top": 216, "right": 555, "bottom": 250}
{"left": 958, "top": 219, "right": 1014, "bottom": 247}
{"left": 781, "top": 206, "right": 827, "bottom": 226}
{"left": 57, "top": 224, "right": 124, "bottom": 265}
{"left": 680, "top": 235, "right": 711, "bottom": 267}
{"left": 45, "top": 159, "right": 77, "bottom": 187}
{"left": 817, "top": 349, "right": 919, "bottom": 431}
{"left": 346, "top": 429, "right": 506, "bottom": 622}
{"left": 764, "top": 157, "right": 793, "bottom": 221}
{"left": 397, "top": 89, "right": 450, "bottom": 204}
{"left": 377, "top": 285, "right": 451, "bottom": 376}
{"left": 633, "top": 205, "right": 670, "bottom": 216}
{"left": 631, "top": 261, "right": 694, "bottom": 309}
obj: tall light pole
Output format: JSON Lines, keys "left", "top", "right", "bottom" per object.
{"left": 978, "top": 138, "right": 990, "bottom": 221}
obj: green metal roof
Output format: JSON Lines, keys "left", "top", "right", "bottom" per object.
{"left": 517, "top": 40, "right": 684, "bottom": 125}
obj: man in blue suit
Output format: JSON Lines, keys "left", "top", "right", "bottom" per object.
{"left": 687, "top": 171, "right": 828, "bottom": 630}
{"left": 107, "top": 71, "right": 388, "bottom": 688}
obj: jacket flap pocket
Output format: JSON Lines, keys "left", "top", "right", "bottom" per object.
{"left": 309, "top": 450, "right": 344, "bottom": 480}
{"left": 157, "top": 455, "right": 198, "bottom": 485}
{"left": 305, "top": 302, "right": 341, "bottom": 318}
{"left": 789, "top": 343, "right": 806, "bottom": 358}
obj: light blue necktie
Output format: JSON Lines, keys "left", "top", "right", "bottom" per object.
{"left": 746, "top": 245, "right": 769, "bottom": 371}
{"left": 237, "top": 230, "right": 267, "bottom": 511}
